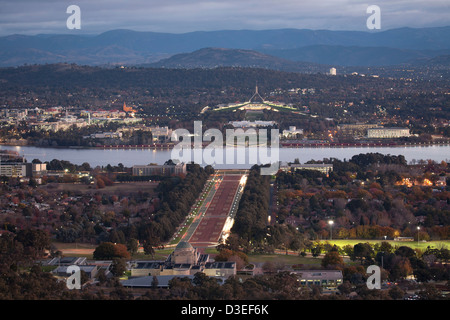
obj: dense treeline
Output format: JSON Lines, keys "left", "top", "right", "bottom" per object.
{"left": 231, "top": 165, "right": 271, "bottom": 246}
{"left": 1, "top": 64, "right": 448, "bottom": 124}
{"left": 0, "top": 229, "right": 77, "bottom": 299}
{"left": 121, "top": 164, "right": 213, "bottom": 246}
{"left": 276, "top": 153, "right": 450, "bottom": 241}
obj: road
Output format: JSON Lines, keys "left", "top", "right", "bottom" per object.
{"left": 184, "top": 170, "right": 247, "bottom": 248}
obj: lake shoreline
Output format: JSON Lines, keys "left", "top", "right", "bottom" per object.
{"left": 1, "top": 140, "right": 449, "bottom": 150}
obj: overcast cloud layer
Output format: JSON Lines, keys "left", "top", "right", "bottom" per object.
{"left": 0, "top": 0, "right": 449, "bottom": 36}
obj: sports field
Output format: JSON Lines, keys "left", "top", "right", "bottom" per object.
{"left": 318, "top": 239, "right": 449, "bottom": 250}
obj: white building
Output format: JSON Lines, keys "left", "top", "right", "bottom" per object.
{"left": 281, "top": 163, "right": 333, "bottom": 175}
{"left": 149, "top": 126, "right": 173, "bottom": 142}
{"left": 281, "top": 126, "right": 304, "bottom": 138}
{"left": 367, "top": 127, "right": 410, "bottom": 139}
{"left": 85, "top": 132, "right": 123, "bottom": 139}
{"left": 329, "top": 68, "right": 337, "bottom": 76}
{"left": 229, "top": 121, "right": 276, "bottom": 128}
{"left": 0, "top": 162, "right": 27, "bottom": 177}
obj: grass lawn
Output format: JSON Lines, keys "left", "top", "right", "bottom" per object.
{"left": 318, "top": 239, "right": 449, "bottom": 250}
{"left": 248, "top": 254, "right": 322, "bottom": 266}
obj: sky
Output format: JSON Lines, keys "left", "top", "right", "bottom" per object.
{"left": 0, "top": 0, "right": 449, "bottom": 36}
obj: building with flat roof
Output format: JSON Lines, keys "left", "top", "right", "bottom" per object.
{"left": 281, "top": 163, "right": 333, "bottom": 175}
{"left": 367, "top": 127, "right": 410, "bottom": 139}
{"left": 130, "top": 241, "right": 236, "bottom": 278}
{"left": 52, "top": 265, "right": 99, "bottom": 280}
{"left": 290, "top": 270, "right": 343, "bottom": 288}
{"left": 132, "top": 162, "right": 187, "bottom": 176}
{"left": 338, "top": 123, "right": 380, "bottom": 136}
{"left": 281, "top": 126, "right": 304, "bottom": 139}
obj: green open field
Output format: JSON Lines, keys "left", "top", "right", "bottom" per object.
{"left": 247, "top": 254, "right": 322, "bottom": 266}
{"left": 318, "top": 239, "right": 449, "bottom": 250}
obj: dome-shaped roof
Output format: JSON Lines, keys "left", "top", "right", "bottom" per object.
{"left": 175, "top": 241, "right": 193, "bottom": 250}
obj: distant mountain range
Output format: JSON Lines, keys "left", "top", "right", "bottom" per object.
{"left": 1, "top": 26, "right": 450, "bottom": 68}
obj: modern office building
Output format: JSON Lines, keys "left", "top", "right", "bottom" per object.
{"left": 132, "top": 162, "right": 187, "bottom": 176}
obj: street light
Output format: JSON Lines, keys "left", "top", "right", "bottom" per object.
{"left": 417, "top": 226, "right": 420, "bottom": 245}
{"left": 328, "top": 220, "right": 334, "bottom": 240}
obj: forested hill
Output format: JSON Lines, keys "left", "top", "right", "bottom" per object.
{"left": 1, "top": 64, "right": 448, "bottom": 123}
{"left": 0, "top": 63, "right": 378, "bottom": 91}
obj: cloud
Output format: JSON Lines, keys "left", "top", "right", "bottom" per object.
{"left": 0, "top": 0, "right": 448, "bottom": 36}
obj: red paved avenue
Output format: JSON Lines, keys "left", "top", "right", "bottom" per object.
{"left": 188, "top": 174, "right": 242, "bottom": 246}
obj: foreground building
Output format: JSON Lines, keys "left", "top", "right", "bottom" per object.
{"left": 290, "top": 270, "right": 343, "bottom": 288}
{"left": 280, "top": 163, "right": 334, "bottom": 175}
{"left": 130, "top": 241, "right": 236, "bottom": 278}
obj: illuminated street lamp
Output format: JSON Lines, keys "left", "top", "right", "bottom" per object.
{"left": 417, "top": 226, "right": 420, "bottom": 245}
{"left": 328, "top": 220, "right": 334, "bottom": 240}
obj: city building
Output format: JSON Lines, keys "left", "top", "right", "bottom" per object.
{"left": 337, "top": 123, "right": 380, "bottom": 137}
{"left": 132, "top": 162, "right": 187, "bottom": 176}
{"left": 329, "top": 68, "right": 337, "bottom": 76}
{"left": 367, "top": 127, "right": 410, "bottom": 139}
{"left": 281, "top": 126, "right": 304, "bottom": 139}
{"left": 129, "top": 241, "right": 236, "bottom": 278}
{"left": 0, "top": 161, "right": 27, "bottom": 177}
{"left": 213, "top": 85, "right": 297, "bottom": 113}
{"left": 52, "top": 265, "right": 99, "bottom": 280}
{"left": 229, "top": 120, "right": 276, "bottom": 128}
{"left": 84, "top": 132, "right": 123, "bottom": 139}
{"left": 0, "top": 153, "right": 46, "bottom": 178}
{"left": 281, "top": 163, "right": 334, "bottom": 175}
{"left": 291, "top": 270, "right": 343, "bottom": 288}
{"left": 26, "top": 163, "right": 47, "bottom": 178}
{"left": 149, "top": 126, "right": 173, "bottom": 142}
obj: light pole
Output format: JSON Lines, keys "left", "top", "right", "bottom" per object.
{"left": 417, "top": 226, "right": 420, "bottom": 245}
{"left": 328, "top": 220, "right": 334, "bottom": 240}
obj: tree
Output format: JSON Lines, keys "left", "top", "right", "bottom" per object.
{"left": 126, "top": 238, "right": 139, "bottom": 256}
{"left": 111, "top": 258, "right": 127, "bottom": 277}
{"left": 351, "top": 243, "right": 374, "bottom": 265}
{"left": 390, "top": 257, "right": 413, "bottom": 280}
{"left": 93, "top": 242, "right": 130, "bottom": 260}
{"left": 15, "top": 229, "right": 50, "bottom": 259}
{"left": 395, "top": 246, "right": 416, "bottom": 259}
{"left": 321, "top": 251, "right": 344, "bottom": 268}
{"left": 377, "top": 241, "right": 393, "bottom": 254}
{"left": 388, "top": 286, "right": 405, "bottom": 300}
{"left": 311, "top": 244, "right": 322, "bottom": 258}
{"left": 151, "top": 275, "right": 159, "bottom": 289}
{"left": 93, "top": 242, "right": 116, "bottom": 259}
{"left": 337, "top": 281, "right": 353, "bottom": 295}
{"left": 143, "top": 239, "right": 156, "bottom": 257}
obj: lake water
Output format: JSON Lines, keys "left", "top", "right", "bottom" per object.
{"left": 1, "top": 144, "right": 449, "bottom": 168}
